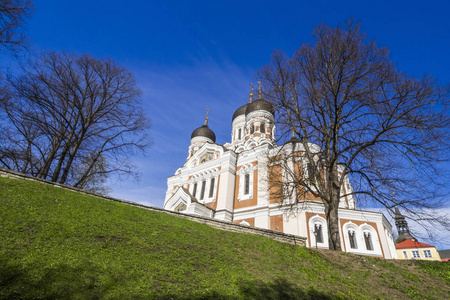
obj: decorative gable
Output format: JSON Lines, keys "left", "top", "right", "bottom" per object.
{"left": 164, "top": 187, "right": 196, "bottom": 210}
{"left": 164, "top": 186, "right": 214, "bottom": 218}
{"left": 188, "top": 143, "right": 225, "bottom": 168}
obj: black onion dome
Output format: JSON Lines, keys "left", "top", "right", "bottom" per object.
{"left": 191, "top": 124, "right": 216, "bottom": 142}
{"left": 232, "top": 104, "right": 248, "bottom": 122}
{"left": 245, "top": 99, "right": 274, "bottom": 116}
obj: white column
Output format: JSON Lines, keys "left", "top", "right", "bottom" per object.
{"left": 215, "top": 164, "right": 236, "bottom": 222}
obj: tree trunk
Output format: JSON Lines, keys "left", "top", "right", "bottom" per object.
{"left": 325, "top": 171, "right": 342, "bottom": 251}
{"left": 59, "top": 131, "right": 85, "bottom": 184}
{"left": 325, "top": 199, "right": 341, "bottom": 250}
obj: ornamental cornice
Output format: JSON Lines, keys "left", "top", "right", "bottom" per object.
{"left": 236, "top": 163, "right": 258, "bottom": 175}
{"left": 236, "top": 150, "right": 259, "bottom": 166}
{"left": 233, "top": 205, "right": 270, "bottom": 217}
{"left": 246, "top": 110, "right": 274, "bottom": 121}
{"left": 187, "top": 167, "right": 220, "bottom": 182}
{"left": 382, "top": 216, "right": 393, "bottom": 230}
{"left": 338, "top": 210, "right": 383, "bottom": 223}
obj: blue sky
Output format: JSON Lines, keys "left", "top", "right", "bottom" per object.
{"left": 15, "top": 1, "right": 450, "bottom": 248}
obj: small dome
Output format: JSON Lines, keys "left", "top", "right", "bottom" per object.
{"left": 232, "top": 104, "right": 248, "bottom": 122}
{"left": 191, "top": 124, "right": 216, "bottom": 143}
{"left": 245, "top": 99, "right": 274, "bottom": 116}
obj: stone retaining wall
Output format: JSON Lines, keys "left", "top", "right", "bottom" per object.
{"left": 0, "top": 167, "right": 306, "bottom": 247}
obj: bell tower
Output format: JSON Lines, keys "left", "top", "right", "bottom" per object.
{"left": 394, "top": 206, "right": 415, "bottom": 244}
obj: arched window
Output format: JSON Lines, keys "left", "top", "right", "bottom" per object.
{"left": 364, "top": 232, "right": 373, "bottom": 251}
{"left": 209, "top": 178, "right": 215, "bottom": 198}
{"left": 244, "top": 174, "right": 250, "bottom": 195}
{"left": 314, "top": 224, "right": 323, "bottom": 243}
{"left": 309, "top": 216, "right": 328, "bottom": 249}
{"left": 348, "top": 230, "right": 358, "bottom": 249}
{"left": 192, "top": 183, "right": 197, "bottom": 198}
{"left": 260, "top": 122, "right": 265, "bottom": 133}
{"left": 250, "top": 124, "right": 254, "bottom": 134}
{"left": 238, "top": 128, "right": 242, "bottom": 140}
{"left": 307, "top": 162, "right": 314, "bottom": 178}
{"left": 237, "top": 165, "right": 254, "bottom": 201}
{"left": 200, "top": 181, "right": 206, "bottom": 200}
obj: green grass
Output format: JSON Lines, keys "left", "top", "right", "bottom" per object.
{"left": 0, "top": 176, "right": 449, "bottom": 299}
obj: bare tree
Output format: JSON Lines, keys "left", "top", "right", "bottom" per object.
{"left": 258, "top": 20, "right": 450, "bottom": 250}
{"left": 0, "top": 51, "right": 150, "bottom": 193}
{"left": 0, "top": 0, "right": 33, "bottom": 53}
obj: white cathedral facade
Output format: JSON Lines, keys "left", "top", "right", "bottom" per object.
{"left": 164, "top": 88, "right": 398, "bottom": 259}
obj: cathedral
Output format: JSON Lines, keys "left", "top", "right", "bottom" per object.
{"left": 164, "top": 85, "right": 398, "bottom": 259}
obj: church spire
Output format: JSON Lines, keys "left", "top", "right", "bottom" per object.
{"left": 248, "top": 83, "right": 253, "bottom": 103}
{"left": 394, "top": 205, "right": 415, "bottom": 244}
{"left": 258, "top": 81, "right": 262, "bottom": 100}
{"left": 289, "top": 127, "right": 300, "bottom": 143}
{"left": 204, "top": 108, "right": 210, "bottom": 126}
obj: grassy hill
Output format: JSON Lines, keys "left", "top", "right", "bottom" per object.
{"left": 0, "top": 176, "right": 449, "bottom": 299}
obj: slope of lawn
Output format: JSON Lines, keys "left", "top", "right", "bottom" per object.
{"left": 0, "top": 175, "right": 449, "bottom": 299}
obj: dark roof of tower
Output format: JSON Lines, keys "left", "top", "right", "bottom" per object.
{"left": 232, "top": 104, "right": 248, "bottom": 121}
{"left": 287, "top": 135, "right": 301, "bottom": 144}
{"left": 233, "top": 83, "right": 274, "bottom": 122}
{"left": 245, "top": 99, "right": 274, "bottom": 116}
{"left": 394, "top": 206, "right": 406, "bottom": 222}
{"left": 191, "top": 124, "right": 216, "bottom": 142}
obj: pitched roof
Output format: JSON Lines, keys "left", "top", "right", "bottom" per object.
{"left": 395, "top": 239, "right": 434, "bottom": 249}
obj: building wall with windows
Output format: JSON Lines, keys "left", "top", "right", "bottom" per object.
{"left": 395, "top": 239, "right": 441, "bottom": 261}
{"left": 164, "top": 90, "right": 397, "bottom": 259}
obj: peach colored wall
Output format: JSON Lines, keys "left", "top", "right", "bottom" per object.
{"left": 269, "top": 164, "right": 283, "bottom": 204}
{"left": 234, "top": 218, "right": 255, "bottom": 227}
{"left": 270, "top": 215, "right": 283, "bottom": 232}
{"left": 234, "top": 163, "right": 258, "bottom": 209}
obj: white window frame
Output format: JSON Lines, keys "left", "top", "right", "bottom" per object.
{"left": 308, "top": 216, "right": 328, "bottom": 249}
{"left": 343, "top": 222, "right": 382, "bottom": 256}
{"left": 348, "top": 229, "right": 358, "bottom": 249}
{"left": 192, "top": 182, "right": 198, "bottom": 198}
{"left": 423, "top": 250, "right": 432, "bottom": 258}
{"left": 363, "top": 231, "right": 374, "bottom": 251}
{"left": 412, "top": 250, "right": 421, "bottom": 259}
{"left": 360, "top": 224, "right": 382, "bottom": 255}
{"left": 237, "top": 164, "right": 254, "bottom": 201}
{"left": 209, "top": 177, "right": 215, "bottom": 198}
{"left": 199, "top": 180, "right": 206, "bottom": 200}
{"left": 403, "top": 251, "right": 408, "bottom": 259}
{"left": 204, "top": 175, "right": 218, "bottom": 202}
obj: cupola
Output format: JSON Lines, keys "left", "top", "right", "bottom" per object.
{"left": 231, "top": 82, "right": 276, "bottom": 151}
{"left": 188, "top": 109, "right": 216, "bottom": 160}
{"left": 244, "top": 81, "right": 274, "bottom": 117}
{"left": 191, "top": 109, "right": 216, "bottom": 143}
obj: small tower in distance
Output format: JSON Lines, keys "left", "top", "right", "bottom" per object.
{"left": 394, "top": 206, "right": 416, "bottom": 244}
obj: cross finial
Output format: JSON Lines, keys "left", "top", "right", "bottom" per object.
{"left": 249, "top": 83, "right": 254, "bottom": 103}
{"left": 204, "top": 108, "right": 210, "bottom": 125}
{"left": 258, "top": 81, "right": 262, "bottom": 99}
